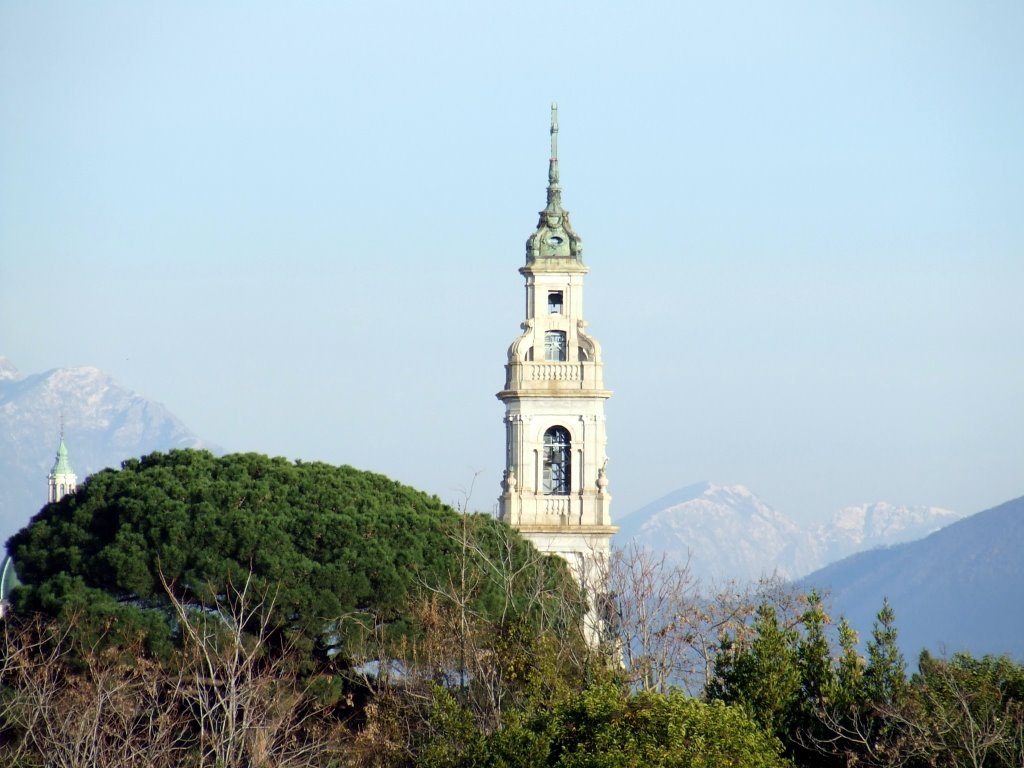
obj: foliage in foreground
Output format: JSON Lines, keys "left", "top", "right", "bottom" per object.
{"left": 0, "top": 603, "right": 790, "bottom": 768}
{"left": 7, "top": 450, "right": 574, "bottom": 664}
{"left": 3, "top": 452, "right": 1024, "bottom": 767}
{"left": 0, "top": 601, "right": 345, "bottom": 768}
{"left": 415, "top": 683, "right": 790, "bottom": 768}
{"left": 705, "top": 592, "right": 1024, "bottom": 768}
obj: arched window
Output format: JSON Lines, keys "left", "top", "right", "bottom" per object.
{"left": 544, "top": 330, "right": 567, "bottom": 362}
{"left": 543, "top": 426, "right": 571, "bottom": 495}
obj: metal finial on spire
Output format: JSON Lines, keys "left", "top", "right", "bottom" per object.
{"left": 545, "top": 102, "right": 563, "bottom": 212}
{"left": 549, "top": 102, "right": 559, "bottom": 186}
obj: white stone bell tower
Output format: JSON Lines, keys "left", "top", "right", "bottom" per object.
{"left": 497, "top": 104, "right": 617, "bottom": 640}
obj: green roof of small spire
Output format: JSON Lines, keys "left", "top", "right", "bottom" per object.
{"left": 51, "top": 436, "right": 74, "bottom": 476}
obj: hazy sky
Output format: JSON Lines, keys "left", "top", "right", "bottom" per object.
{"left": 2, "top": 2, "right": 1021, "bottom": 527}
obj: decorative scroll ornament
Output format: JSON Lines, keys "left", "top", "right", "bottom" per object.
{"left": 576, "top": 319, "right": 602, "bottom": 363}
{"left": 507, "top": 319, "right": 536, "bottom": 363}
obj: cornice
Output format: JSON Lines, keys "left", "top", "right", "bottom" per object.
{"left": 496, "top": 389, "right": 612, "bottom": 402}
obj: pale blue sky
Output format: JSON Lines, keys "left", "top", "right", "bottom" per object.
{"left": 2, "top": 2, "right": 1022, "bottom": 525}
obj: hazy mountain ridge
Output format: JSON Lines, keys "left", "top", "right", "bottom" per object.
{"left": 800, "top": 494, "right": 1024, "bottom": 660}
{"left": 617, "top": 482, "right": 964, "bottom": 584}
{"left": 0, "top": 357, "right": 215, "bottom": 548}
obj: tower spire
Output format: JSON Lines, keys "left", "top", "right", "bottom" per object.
{"left": 528, "top": 103, "right": 581, "bottom": 264}
{"left": 546, "top": 102, "right": 562, "bottom": 213}
{"left": 48, "top": 430, "right": 77, "bottom": 503}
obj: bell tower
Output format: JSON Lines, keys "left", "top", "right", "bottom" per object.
{"left": 47, "top": 432, "right": 77, "bottom": 504}
{"left": 497, "top": 104, "right": 617, "bottom": 638}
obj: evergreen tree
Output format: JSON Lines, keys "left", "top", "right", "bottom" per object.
{"left": 864, "top": 598, "right": 907, "bottom": 710}
{"left": 8, "top": 450, "right": 577, "bottom": 668}
{"left": 833, "top": 617, "right": 864, "bottom": 711}
{"left": 796, "top": 591, "right": 835, "bottom": 709}
{"left": 707, "top": 602, "right": 801, "bottom": 742}
{"left": 491, "top": 684, "right": 790, "bottom": 768}
{"left": 794, "top": 591, "right": 841, "bottom": 767}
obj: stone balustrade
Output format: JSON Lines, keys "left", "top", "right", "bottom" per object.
{"left": 544, "top": 496, "right": 570, "bottom": 517}
{"left": 529, "top": 362, "right": 581, "bottom": 382}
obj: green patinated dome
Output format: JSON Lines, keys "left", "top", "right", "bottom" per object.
{"left": 51, "top": 437, "right": 75, "bottom": 476}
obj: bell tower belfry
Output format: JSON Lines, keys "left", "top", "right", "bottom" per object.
{"left": 497, "top": 105, "right": 617, "bottom": 634}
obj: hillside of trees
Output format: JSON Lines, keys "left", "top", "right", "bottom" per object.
{"left": 2, "top": 450, "right": 1023, "bottom": 767}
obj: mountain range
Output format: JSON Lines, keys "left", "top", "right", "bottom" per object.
{"left": 618, "top": 482, "right": 1024, "bottom": 661}
{"left": 801, "top": 494, "right": 1024, "bottom": 661}
{"left": 616, "top": 482, "right": 964, "bottom": 583}
{"left": 5, "top": 356, "right": 1020, "bottom": 661}
{"left": 0, "top": 357, "right": 213, "bottom": 548}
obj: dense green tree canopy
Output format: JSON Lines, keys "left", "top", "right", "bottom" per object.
{"left": 414, "top": 683, "right": 791, "bottom": 768}
{"left": 543, "top": 684, "right": 791, "bottom": 768}
{"left": 7, "top": 450, "right": 571, "bottom": 659}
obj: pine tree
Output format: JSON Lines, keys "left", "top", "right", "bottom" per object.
{"left": 834, "top": 616, "right": 864, "bottom": 711}
{"left": 864, "top": 598, "right": 907, "bottom": 709}
{"left": 797, "top": 591, "right": 835, "bottom": 709}
{"left": 708, "top": 602, "right": 801, "bottom": 741}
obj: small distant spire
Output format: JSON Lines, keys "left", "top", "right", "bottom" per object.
{"left": 546, "top": 102, "right": 562, "bottom": 213}
{"left": 50, "top": 432, "right": 74, "bottom": 478}
{"left": 48, "top": 429, "right": 77, "bottom": 503}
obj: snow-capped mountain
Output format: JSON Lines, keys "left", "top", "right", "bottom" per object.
{"left": 0, "top": 358, "right": 215, "bottom": 548}
{"left": 801, "top": 494, "right": 1024, "bottom": 661}
{"left": 815, "top": 501, "right": 964, "bottom": 564}
{"left": 616, "top": 482, "right": 964, "bottom": 584}
{"left": 616, "top": 482, "right": 821, "bottom": 583}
